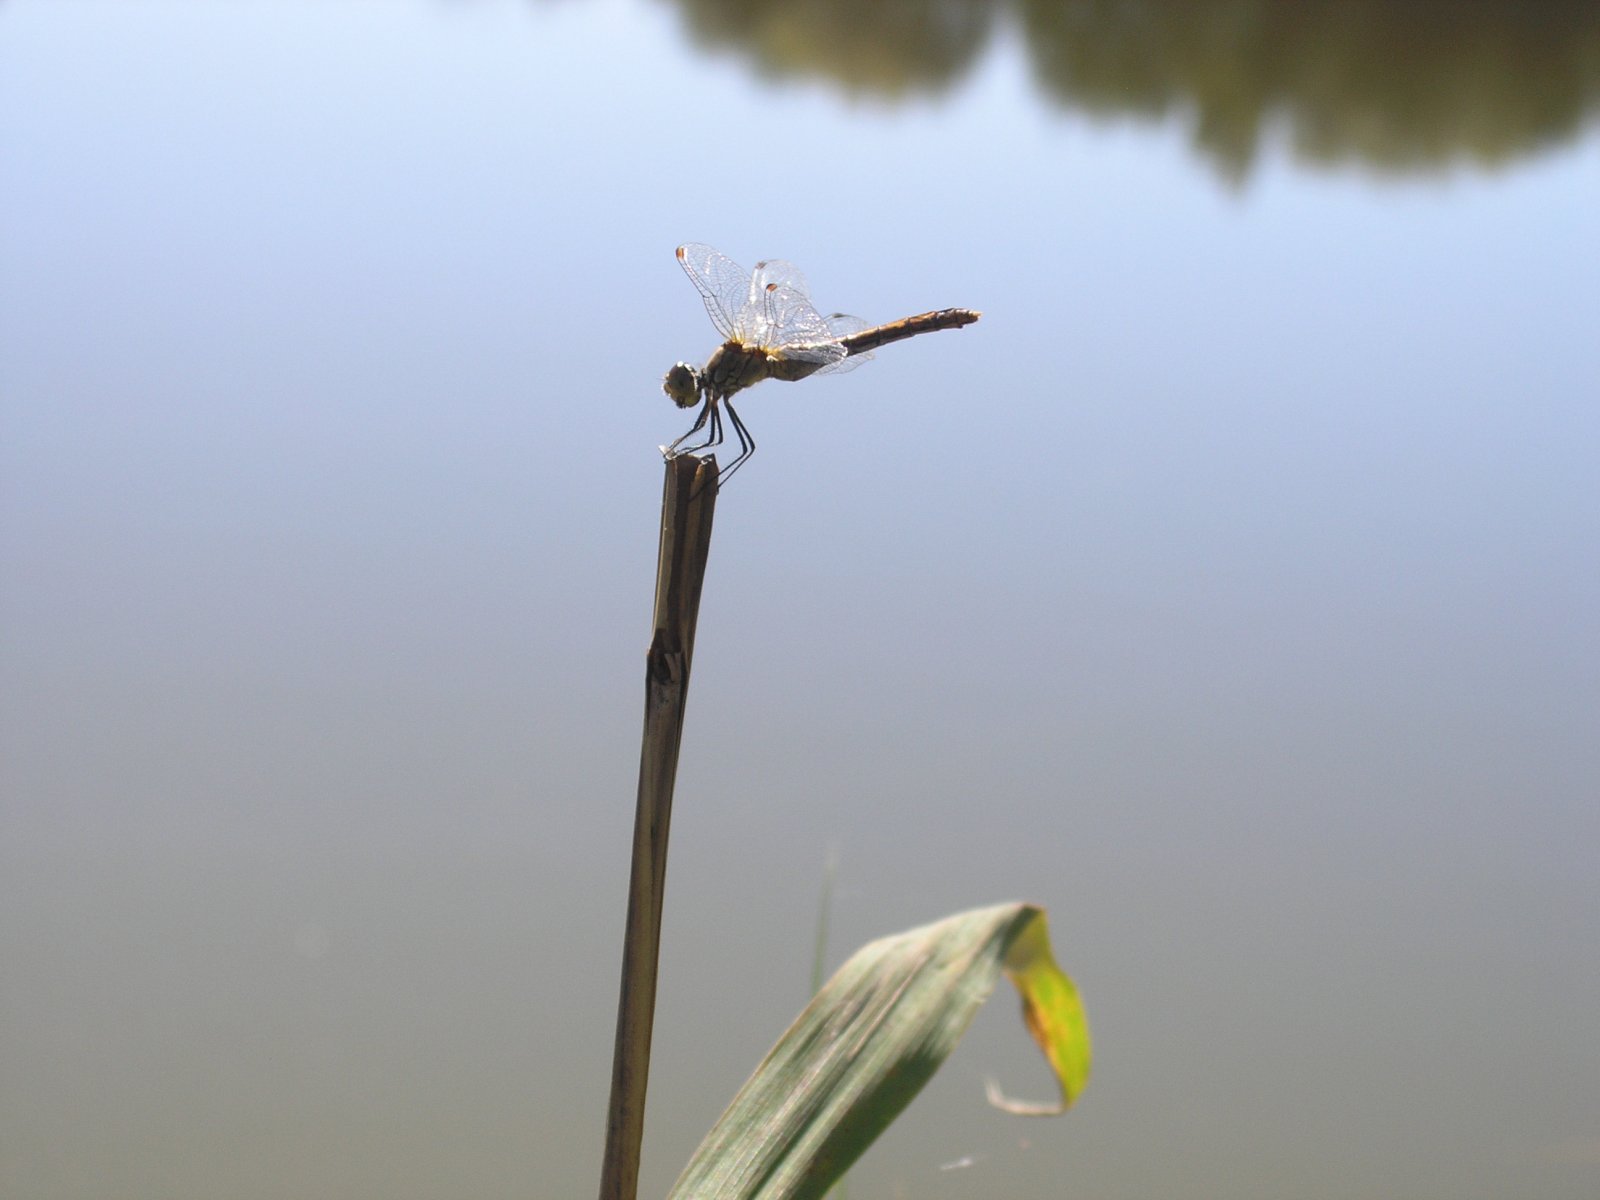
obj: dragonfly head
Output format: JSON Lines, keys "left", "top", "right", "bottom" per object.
{"left": 662, "top": 362, "right": 701, "bottom": 409}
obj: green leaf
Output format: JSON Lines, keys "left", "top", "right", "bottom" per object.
{"left": 666, "top": 903, "right": 1091, "bottom": 1200}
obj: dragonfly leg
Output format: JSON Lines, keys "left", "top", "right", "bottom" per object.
{"left": 717, "top": 398, "right": 755, "bottom": 483}
{"left": 668, "top": 397, "right": 720, "bottom": 457}
{"left": 704, "top": 403, "right": 724, "bottom": 453}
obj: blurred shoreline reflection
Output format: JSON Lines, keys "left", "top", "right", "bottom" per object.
{"left": 666, "top": 0, "right": 1600, "bottom": 179}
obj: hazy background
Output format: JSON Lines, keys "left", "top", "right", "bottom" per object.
{"left": 2, "top": 2, "right": 1597, "bottom": 1198}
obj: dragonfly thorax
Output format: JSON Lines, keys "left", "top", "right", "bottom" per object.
{"left": 702, "top": 339, "right": 834, "bottom": 400}
{"left": 702, "top": 340, "right": 775, "bottom": 400}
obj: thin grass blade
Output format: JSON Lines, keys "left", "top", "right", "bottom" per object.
{"left": 666, "top": 903, "right": 1091, "bottom": 1200}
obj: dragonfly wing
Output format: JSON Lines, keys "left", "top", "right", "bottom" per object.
{"left": 677, "top": 243, "right": 754, "bottom": 343}
{"left": 812, "top": 355, "right": 868, "bottom": 376}
{"left": 762, "top": 283, "right": 843, "bottom": 351}
{"left": 779, "top": 341, "right": 848, "bottom": 368}
{"left": 752, "top": 259, "right": 812, "bottom": 303}
{"left": 747, "top": 261, "right": 815, "bottom": 346}
{"left": 813, "top": 312, "right": 873, "bottom": 374}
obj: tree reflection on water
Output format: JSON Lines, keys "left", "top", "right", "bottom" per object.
{"left": 668, "top": 0, "right": 1600, "bottom": 178}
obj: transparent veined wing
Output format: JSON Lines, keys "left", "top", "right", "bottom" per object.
{"left": 749, "top": 260, "right": 818, "bottom": 347}
{"left": 676, "top": 244, "right": 756, "bottom": 343}
{"left": 751, "top": 259, "right": 812, "bottom": 305}
{"left": 761, "top": 284, "right": 848, "bottom": 367}
{"left": 813, "top": 312, "right": 874, "bottom": 374}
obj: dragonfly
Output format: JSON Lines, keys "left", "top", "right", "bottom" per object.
{"left": 663, "top": 243, "right": 980, "bottom": 479}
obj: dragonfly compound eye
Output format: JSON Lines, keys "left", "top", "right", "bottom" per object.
{"left": 663, "top": 362, "right": 700, "bottom": 408}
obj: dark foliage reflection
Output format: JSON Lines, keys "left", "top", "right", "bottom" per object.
{"left": 666, "top": 0, "right": 1600, "bottom": 178}
{"left": 673, "top": 0, "right": 993, "bottom": 95}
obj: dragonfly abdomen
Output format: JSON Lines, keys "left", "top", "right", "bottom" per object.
{"left": 839, "top": 308, "right": 981, "bottom": 357}
{"left": 766, "top": 354, "right": 835, "bottom": 384}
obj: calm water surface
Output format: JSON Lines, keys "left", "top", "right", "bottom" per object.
{"left": 2, "top": 3, "right": 1597, "bottom": 1198}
